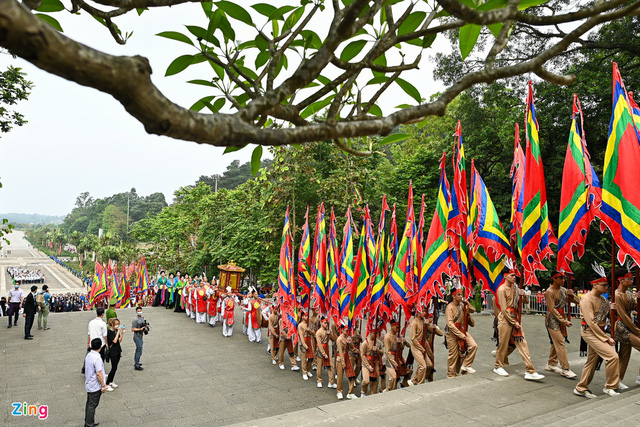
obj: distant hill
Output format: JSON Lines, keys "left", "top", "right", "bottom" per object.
{"left": 1, "top": 213, "right": 63, "bottom": 225}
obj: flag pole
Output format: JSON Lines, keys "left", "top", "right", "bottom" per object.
{"left": 636, "top": 265, "right": 640, "bottom": 328}
{"left": 611, "top": 237, "right": 617, "bottom": 339}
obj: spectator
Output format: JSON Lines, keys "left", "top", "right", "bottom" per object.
{"left": 131, "top": 306, "right": 148, "bottom": 371}
{"left": 106, "top": 298, "right": 117, "bottom": 325}
{"left": 0, "top": 296, "right": 7, "bottom": 316}
{"left": 84, "top": 338, "right": 107, "bottom": 427}
{"left": 37, "top": 285, "right": 51, "bottom": 330}
{"left": 523, "top": 286, "right": 531, "bottom": 314}
{"left": 23, "top": 285, "right": 38, "bottom": 340}
{"left": 88, "top": 307, "right": 108, "bottom": 361}
{"left": 7, "top": 282, "right": 25, "bottom": 328}
{"left": 106, "top": 318, "right": 124, "bottom": 391}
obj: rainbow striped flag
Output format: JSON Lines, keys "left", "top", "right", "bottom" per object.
{"left": 139, "top": 257, "right": 150, "bottom": 293}
{"left": 327, "top": 208, "right": 340, "bottom": 317}
{"left": 600, "top": 63, "right": 640, "bottom": 266}
{"left": 557, "top": 94, "right": 602, "bottom": 273}
{"left": 473, "top": 247, "right": 505, "bottom": 295}
{"left": 338, "top": 206, "right": 354, "bottom": 323}
{"left": 629, "top": 92, "right": 640, "bottom": 138}
{"left": 521, "top": 82, "right": 556, "bottom": 286}
{"left": 510, "top": 124, "right": 525, "bottom": 256}
{"left": 420, "top": 153, "right": 452, "bottom": 303}
{"left": 297, "top": 206, "right": 312, "bottom": 312}
{"left": 350, "top": 207, "right": 373, "bottom": 326}
{"left": 89, "top": 262, "right": 108, "bottom": 306}
{"left": 278, "top": 206, "right": 296, "bottom": 307}
{"left": 389, "top": 184, "right": 415, "bottom": 317}
{"left": 470, "top": 162, "right": 512, "bottom": 264}
{"left": 368, "top": 195, "right": 390, "bottom": 330}
{"left": 311, "top": 203, "right": 328, "bottom": 313}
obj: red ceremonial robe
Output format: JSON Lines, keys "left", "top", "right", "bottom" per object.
{"left": 196, "top": 288, "right": 207, "bottom": 313}
{"left": 208, "top": 291, "right": 218, "bottom": 316}
{"left": 223, "top": 298, "right": 235, "bottom": 325}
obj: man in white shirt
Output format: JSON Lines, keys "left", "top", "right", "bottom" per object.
{"left": 87, "top": 307, "right": 108, "bottom": 363}
{"left": 7, "top": 283, "right": 25, "bottom": 328}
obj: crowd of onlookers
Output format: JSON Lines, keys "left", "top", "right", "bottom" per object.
{"left": 48, "top": 292, "right": 90, "bottom": 312}
{"left": 49, "top": 255, "right": 93, "bottom": 286}
{"left": 7, "top": 267, "right": 45, "bottom": 284}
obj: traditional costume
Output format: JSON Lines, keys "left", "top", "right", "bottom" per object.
{"left": 207, "top": 286, "right": 219, "bottom": 327}
{"left": 278, "top": 317, "right": 299, "bottom": 370}
{"left": 615, "top": 270, "right": 640, "bottom": 387}
{"left": 222, "top": 288, "right": 237, "bottom": 337}
{"left": 493, "top": 262, "right": 544, "bottom": 380}
{"left": 152, "top": 273, "right": 167, "bottom": 306}
{"left": 269, "top": 309, "right": 281, "bottom": 364}
{"left": 544, "top": 271, "right": 575, "bottom": 378}
{"left": 445, "top": 288, "right": 478, "bottom": 378}
{"left": 336, "top": 321, "right": 357, "bottom": 399}
{"left": 315, "top": 318, "right": 335, "bottom": 388}
{"left": 195, "top": 284, "right": 207, "bottom": 324}
{"left": 574, "top": 270, "right": 620, "bottom": 397}
{"left": 247, "top": 291, "right": 262, "bottom": 343}
{"left": 173, "top": 276, "right": 185, "bottom": 313}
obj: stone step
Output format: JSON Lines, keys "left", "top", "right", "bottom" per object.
{"left": 514, "top": 387, "right": 640, "bottom": 427}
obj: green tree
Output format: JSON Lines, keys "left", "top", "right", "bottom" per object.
{"left": 2, "top": 0, "right": 637, "bottom": 153}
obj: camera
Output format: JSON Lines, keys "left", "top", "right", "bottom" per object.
{"left": 142, "top": 320, "right": 150, "bottom": 335}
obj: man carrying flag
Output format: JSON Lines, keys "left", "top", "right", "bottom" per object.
{"left": 445, "top": 286, "right": 477, "bottom": 377}
{"left": 493, "top": 259, "right": 545, "bottom": 381}
{"left": 543, "top": 271, "right": 577, "bottom": 379}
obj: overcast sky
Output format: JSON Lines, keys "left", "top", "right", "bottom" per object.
{"left": 0, "top": 3, "right": 446, "bottom": 217}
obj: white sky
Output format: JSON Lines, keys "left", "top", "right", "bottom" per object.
{"left": 0, "top": 2, "right": 447, "bottom": 216}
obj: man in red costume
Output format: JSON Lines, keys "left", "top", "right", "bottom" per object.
{"left": 222, "top": 287, "right": 237, "bottom": 337}
{"left": 195, "top": 279, "right": 207, "bottom": 324}
{"left": 207, "top": 284, "right": 219, "bottom": 327}
{"left": 247, "top": 289, "right": 263, "bottom": 343}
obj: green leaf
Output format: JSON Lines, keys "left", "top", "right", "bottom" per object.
{"left": 217, "top": 13, "right": 236, "bottom": 41}
{"left": 378, "top": 133, "right": 408, "bottom": 145}
{"left": 165, "top": 55, "right": 195, "bottom": 77}
{"left": 201, "top": 1, "right": 213, "bottom": 16}
{"left": 368, "top": 104, "right": 383, "bottom": 117}
{"left": 317, "top": 75, "right": 331, "bottom": 86}
{"left": 396, "top": 78, "right": 421, "bottom": 103}
{"left": 487, "top": 23, "right": 503, "bottom": 38}
{"left": 208, "top": 98, "right": 226, "bottom": 113}
{"left": 157, "top": 31, "right": 194, "bottom": 46}
{"left": 422, "top": 33, "right": 437, "bottom": 48}
{"left": 36, "top": 0, "right": 64, "bottom": 12}
{"left": 397, "top": 11, "right": 426, "bottom": 36}
{"left": 216, "top": 1, "right": 254, "bottom": 26}
{"left": 366, "top": 76, "right": 389, "bottom": 85}
{"left": 251, "top": 3, "right": 277, "bottom": 17}
{"left": 255, "top": 51, "right": 270, "bottom": 68}
{"left": 340, "top": 40, "right": 367, "bottom": 62}
{"left": 459, "top": 24, "right": 481, "bottom": 60}
{"left": 35, "top": 14, "right": 63, "bottom": 31}
{"left": 251, "top": 146, "right": 263, "bottom": 175}
{"left": 477, "top": 0, "right": 508, "bottom": 10}
{"left": 188, "top": 79, "right": 216, "bottom": 87}
{"left": 284, "top": 6, "right": 305, "bottom": 31}
{"left": 300, "top": 95, "right": 335, "bottom": 119}
{"left": 255, "top": 34, "right": 269, "bottom": 51}
{"left": 518, "top": 0, "right": 548, "bottom": 9}
{"left": 190, "top": 96, "right": 215, "bottom": 112}
{"left": 224, "top": 144, "right": 247, "bottom": 154}
{"left": 136, "top": 8, "right": 147, "bottom": 16}
{"left": 300, "top": 30, "right": 322, "bottom": 50}
{"left": 272, "top": 5, "right": 297, "bottom": 20}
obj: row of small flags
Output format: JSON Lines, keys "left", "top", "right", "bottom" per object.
{"left": 88, "top": 257, "right": 150, "bottom": 308}
{"left": 276, "top": 62, "right": 640, "bottom": 338}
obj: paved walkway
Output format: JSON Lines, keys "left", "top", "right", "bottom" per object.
{"left": 1, "top": 230, "right": 86, "bottom": 295}
{"left": 1, "top": 301, "right": 639, "bottom": 426}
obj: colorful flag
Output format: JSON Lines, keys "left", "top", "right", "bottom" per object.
{"left": 521, "top": 82, "right": 556, "bottom": 286}
{"left": 368, "top": 196, "right": 390, "bottom": 330}
{"left": 628, "top": 92, "right": 640, "bottom": 135}
{"left": 389, "top": 184, "right": 415, "bottom": 317}
{"left": 278, "top": 206, "right": 296, "bottom": 307}
{"left": 297, "top": 206, "right": 312, "bottom": 312}
{"left": 90, "top": 262, "right": 108, "bottom": 306}
{"left": 338, "top": 206, "right": 354, "bottom": 323}
{"left": 327, "top": 208, "right": 340, "bottom": 318}
{"left": 447, "top": 121, "right": 472, "bottom": 293}
{"left": 510, "top": 124, "right": 525, "bottom": 256}
{"left": 471, "top": 162, "right": 513, "bottom": 264}
{"left": 311, "top": 204, "right": 328, "bottom": 313}
{"left": 600, "top": 63, "right": 640, "bottom": 266}
{"left": 350, "top": 207, "right": 373, "bottom": 326}
{"left": 419, "top": 153, "right": 452, "bottom": 304}
{"left": 473, "top": 247, "right": 505, "bottom": 296}
{"left": 557, "top": 94, "right": 602, "bottom": 273}
{"left": 139, "top": 257, "right": 150, "bottom": 293}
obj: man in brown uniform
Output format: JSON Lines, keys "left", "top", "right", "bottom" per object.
{"left": 574, "top": 274, "right": 620, "bottom": 398}
{"left": 268, "top": 305, "right": 280, "bottom": 365}
{"left": 408, "top": 309, "right": 428, "bottom": 385}
{"left": 315, "top": 317, "right": 336, "bottom": 389}
{"left": 384, "top": 320, "right": 410, "bottom": 391}
{"left": 544, "top": 271, "right": 576, "bottom": 379}
{"left": 308, "top": 309, "right": 320, "bottom": 372}
{"left": 336, "top": 320, "right": 357, "bottom": 399}
{"left": 278, "top": 315, "right": 300, "bottom": 371}
{"left": 445, "top": 288, "right": 478, "bottom": 377}
{"left": 360, "top": 330, "right": 382, "bottom": 396}
{"left": 297, "top": 312, "right": 315, "bottom": 380}
{"left": 349, "top": 329, "right": 363, "bottom": 383}
{"left": 493, "top": 265, "right": 545, "bottom": 380}
{"left": 613, "top": 269, "right": 640, "bottom": 389}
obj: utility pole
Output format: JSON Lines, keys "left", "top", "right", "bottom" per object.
{"left": 126, "top": 192, "right": 130, "bottom": 234}
{"left": 213, "top": 174, "right": 221, "bottom": 192}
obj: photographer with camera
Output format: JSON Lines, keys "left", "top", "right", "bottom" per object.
{"left": 131, "top": 306, "right": 149, "bottom": 371}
